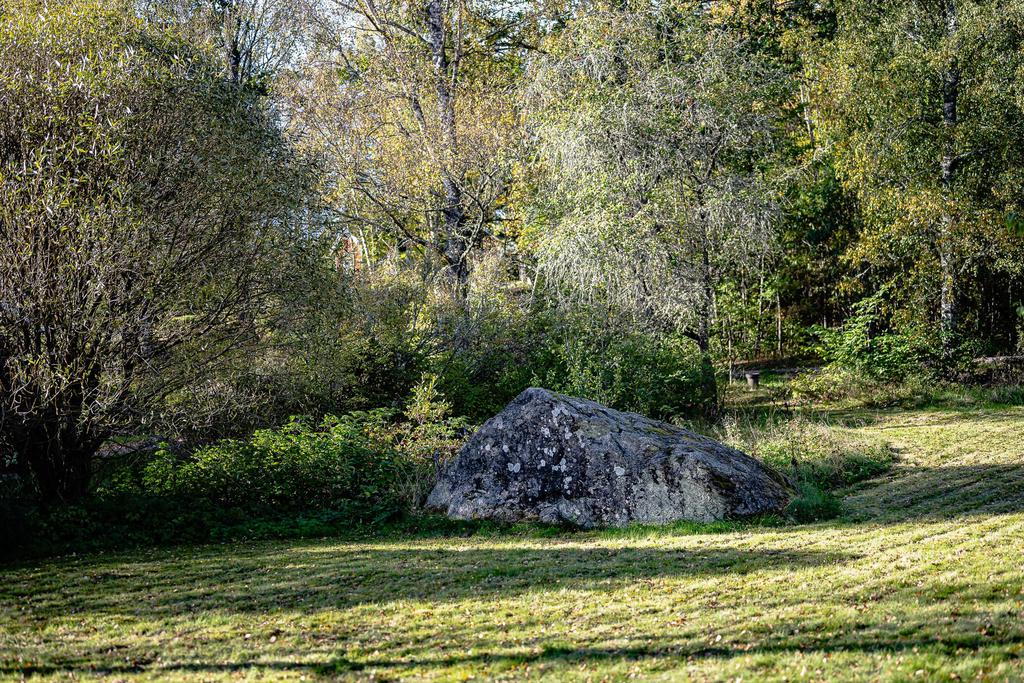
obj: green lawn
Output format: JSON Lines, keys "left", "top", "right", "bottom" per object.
{"left": 3, "top": 406, "right": 1024, "bottom": 681}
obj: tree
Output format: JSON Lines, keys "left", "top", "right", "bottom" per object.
{"left": 140, "top": 0, "right": 306, "bottom": 89}
{"left": 0, "top": 0, "right": 311, "bottom": 502}
{"left": 292, "top": 0, "right": 531, "bottom": 287}
{"left": 815, "top": 0, "right": 1024, "bottom": 354}
{"left": 529, "top": 1, "right": 783, "bottom": 354}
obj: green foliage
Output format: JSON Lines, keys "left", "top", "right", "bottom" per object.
{"left": 429, "top": 275, "right": 560, "bottom": 421}
{"left": 222, "top": 264, "right": 430, "bottom": 429}
{"left": 813, "top": 291, "right": 928, "bottom": 383}
{"left": 814, "top": 0, "right": 1024, "bottom": 352}
{"left": 406, "top": 374, "right": 452, "bottom": 425}
{"left": 542, "top": 325, "right": 720, "bottom": 421}
{"left": 791, "top": 367, "right": 940, "bottom": 407}
{"left": 786, "top": 481, "right": 842, "bottom": 523}
{"left": 141, "top": 414, "right": 405, "bottom": 511}
{"left": 7, "top": 403, "right": 469, "bottom": 559}
{"left": 312, "top": 258, "right": 555, "bottom": 423}
{"left": 136, "top": 402, "right": 468, "bottom": 514}
{"left": 773, "top": 162, "right": 864, "bottom": 352}
{"left": 789, "top": 290, "right": 933, "bottom": 404}
{"left": 287, "top": 259, "right": 725, "bottom": 425}
{"left": 330, "top": 340, "right": 425, "bottom": 413}
{"left": 0, "top": 0, "right": 316, "bottom": 500}
{"left": 530, "top": 2, "right": 783, "bottom": 346}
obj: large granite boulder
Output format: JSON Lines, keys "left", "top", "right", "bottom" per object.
{"left": 427, "top": 388, "right": 791, "bottom": 527}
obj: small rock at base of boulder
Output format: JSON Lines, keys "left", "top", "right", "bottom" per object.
{"left": 426, "top": 387, "right": 791, "bottom": 528}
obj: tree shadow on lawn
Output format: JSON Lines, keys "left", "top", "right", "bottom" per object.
{"left": 317, "top": 628, "right": 1024, "bottom": 678}
{"left": 11, "top": 609, "right": 1023, "bottom": 680}
{"left": 6, "top": 545, "right": 853, "bottom": 619}
{"left": 840, "top": 463, "right": 1024, "bottom": 523}
{"left": 9, "top": 461, "right": 1023, "bottom": 619}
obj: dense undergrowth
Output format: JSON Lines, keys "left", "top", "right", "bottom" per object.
{"left": 1, "top": 403, "right": 469, "bottom": 560}
{"left": 1, "top": 382, "right": 907, "bottom": 561}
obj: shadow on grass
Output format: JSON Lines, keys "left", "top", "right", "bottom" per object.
{"left": 840, "top": 463, "right": 1024, "bottom": 523}
{"left": 10, "top": 616, "right": 1023, "bottom": 679}
{"left": 2, "top": 545, "right": 853, "bottom": 619}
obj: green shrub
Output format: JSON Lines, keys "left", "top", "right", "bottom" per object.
{"left": 324, "top": 254, "right": 559, "bottom": 422}
{"left": 6, "top": 400, "right": 470, "bottom": 560}
{"left": 143, "top": 415, "right": 398, "bottom": 510}
{"left": 790, "top": 366, "right": 871, "bottom": 403}
{"left": 542, "top": 326, "right": 720, "bottom": 420}
{"left": 139, "top": 403, "right": 468, "bottom": 514}
{"left": 342, "top": 374, "right": 472, "bottom": 507}
{"left": 434, "top": 313, "right": 561, "bottom": 421}
{"left": 812, "top": 290, "right": 929, "bottom": 383}
{"left": 793, "top": 289, "right": 934, "bottom": 406}
{"left": 786, "top": 481, "right": 843, "bottom": 522}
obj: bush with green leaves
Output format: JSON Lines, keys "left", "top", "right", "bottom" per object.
{"left": 541, "top": 324, "right": 720, "bottom": 421}
{"left": 138, "top": 394, "right": 468, "bottom": 516}
{"left": 813, "top": 290, "right": 929, "bottom": 383}
{"left": 141, "top": 414, "right": 402, "bottom": 512}
{"left": 282, "top": 254, "right": 723, "bottom": 425}
{"left": 0, "top": 390, "right": 471, "bottom": 559}
{"left": 789, "top": 290, "right": 935, "bottom": 404}
{"left": 0, "top": 0, "right": 315, "bottom": 502}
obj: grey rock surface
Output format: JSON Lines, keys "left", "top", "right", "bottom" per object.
{"left": 427, "top": 387, "right": 791, "bottom": 527}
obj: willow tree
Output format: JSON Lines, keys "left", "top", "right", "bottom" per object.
{"left": 0, "top": 0, "right": 310, "bottom": 502}
{"left": 530, "top": 1, "right": 782, "bottom": 354}
{"left": 815, "top": 0, "right": 1024, "bottom": 354}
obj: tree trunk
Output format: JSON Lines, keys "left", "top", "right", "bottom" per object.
{"left": 20, "top": 411, "right": 101, "bottom": 505}
{"left": 425, "top": 0, "right": 469, "bottom": 288}
{"left": 696, "top": 221, "right": 714, "bottom": 355}
{"left": 939, "top": 0, "right": 959, "bottom": 355}
{"left": 776, "top": 289, "right": 783, "bottom": 357}
{"left": 686, "top": 200, "right": 718, "bottom": 410}
{"left": 222, "top": 12, "right": 243, "bottom": 85}
{"left": 754, "top": 255, "right": 765, "bottom": 358}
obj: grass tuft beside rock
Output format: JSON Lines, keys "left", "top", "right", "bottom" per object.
{"left": 704, "top": 412, "right": 896, "bottom": 521}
